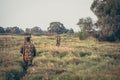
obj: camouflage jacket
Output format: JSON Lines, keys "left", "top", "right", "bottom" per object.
{"left": 20, "top": 42, "right": 36, "bottom": 57}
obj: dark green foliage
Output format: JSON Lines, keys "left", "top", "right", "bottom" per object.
{"left": 5, "top": 26, "right": 24, "bottom": 34}
{"left": 25, "top": 26, "right": 43, "bottom": 35}
{"left": 91, "top": 0, "right": 120, "bottom": 41}
{"left": 47, "top": 22, "right": 68, "bottom": 34}
{"left": 77, "top": 17, "right": 94, "bottom": 40}
{"left": 78, "top": 32, "right": 88, "bottom": 40}
{"left": 67, "top": 28, "right": 74, "bottom": 34}
{"left": 0, "top": 27, "right": 5, "bottom": 33}
{"left": 31, "top": 26, "right": 42, "bottom": 35}
{"left": 77, "top": 17, "right": 94, "bottom": 32}
{"left": 25, "top": 28, "right": 31, "bottom": 34}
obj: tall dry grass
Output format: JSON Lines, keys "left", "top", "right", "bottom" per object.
{"left": 0, "top": 35, "right": 120, "bottom": 80}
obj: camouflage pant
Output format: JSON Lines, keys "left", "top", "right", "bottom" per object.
{"left": 23, "top": 55, "right": 33, "bottom": 67}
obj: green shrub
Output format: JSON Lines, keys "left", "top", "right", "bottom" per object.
{"left": 78, "top": 32, "right": 88, "bottom": 40}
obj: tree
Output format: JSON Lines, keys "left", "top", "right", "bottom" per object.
{"left": 25, "top": 28, "right": 31, "bottom": 34}
{"left": 67, "top": 28, "right": 74, "bottom": 34}
{"left": 19, "top": 28, "right": 24, "bottom": 34}
{"left": 0, "top": 27, "right": 5, "bottom": 33}
{"left": 6, "top": 27, "right": 12, "bottom": 33}
{"left": 77, "top": 17, "right": 94, "bottom": 40}
{"left": 5, "top": 26, "right": 24, "bottom": 34}
{"left": 91, "top": 0, "right": 120, "bottom": 41}
{"left": 11, "top": 26, "right": 23, "bottom": 34}
{"left": 77, "top": 17, "right": 94, "bottom": 32}
{"left": 47, "top": 22, "right": 67, "bottom": 34}
{"left": 31, "top": 26, "right": 42, "bottom": 35}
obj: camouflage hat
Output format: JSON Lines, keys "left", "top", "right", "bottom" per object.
{"left": 24, "top": 34, "right": 31, "bottom": 42}
{"left": 24, "top": 36, "right": 31, "bottom": 42}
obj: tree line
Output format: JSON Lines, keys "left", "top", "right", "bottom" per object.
{"left": 0, "top": 22, "right": 74, "bottom": 35}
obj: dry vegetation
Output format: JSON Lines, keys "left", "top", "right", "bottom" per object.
{"left": 0, "top": 34, "right": 120, "bottom": 80}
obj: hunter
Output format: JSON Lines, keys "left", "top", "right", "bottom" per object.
{"left": 20, "top": 36, "right": 36, "bottom": 67}
{"left": 56, "top": 35, "right": 61, "bottom": 47}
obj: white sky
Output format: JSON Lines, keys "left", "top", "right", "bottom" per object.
{"left": 0, "top": 0, "right": 97, "bottom": 32}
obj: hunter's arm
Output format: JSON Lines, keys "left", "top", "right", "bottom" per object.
{"left": 20, "top": 45, "right": 24, "bottom": 54}
{"left": 33, "top": 46, "right": 36, "bottom": 57}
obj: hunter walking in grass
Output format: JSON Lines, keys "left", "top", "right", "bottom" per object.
{"left": 20, "top": 36, "right": 36, "bottom": 67}
{"left": 56, "top": 35, "right": 61, "bottom": 47}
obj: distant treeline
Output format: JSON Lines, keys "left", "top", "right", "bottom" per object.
{"left": 1, "top": 0, "right": 120, "bottom": 42}
{"left": 0, "top": 22, "right": 74, "bottom": 36}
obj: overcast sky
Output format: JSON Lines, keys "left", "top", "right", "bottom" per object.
{"left": 0, "top": 0, "right": 97, "bottom": 32}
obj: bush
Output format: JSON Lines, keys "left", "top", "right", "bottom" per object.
{"left": 78, "top": 32, "right": 88, "bottom": 40}
{"left": 92, "top": 31, "right": 117, "bottom": 42}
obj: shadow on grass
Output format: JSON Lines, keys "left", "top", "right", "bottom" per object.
{"left": 5, "top": 61, "right": 28, "bottom": 80}
{"left": 6, "top": 70, "right": 20, "bottom": 80}
{"left": 79, "top": 52, "right": 91, "bottom": 57}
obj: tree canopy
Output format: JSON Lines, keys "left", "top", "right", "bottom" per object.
{"left": 47, "top": 22, "right": 68, "bottom": 34}
{"left": 91, "top": 0, "right": 120, "bottom": 41}
{"left": 77, "top": 17, "right": 94, "bottom": 32}
{"left": 31, "top": 26, "right": 42, "bottom": 35}
{"left": 0, "top": 27, "right": 5, "bottom": 33}
{"left": 5, "top": 26, "right": 24, "bottom": 34}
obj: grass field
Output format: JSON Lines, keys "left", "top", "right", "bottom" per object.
{"left": 0, "top": 34, "right": 120, "bottom": 80}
